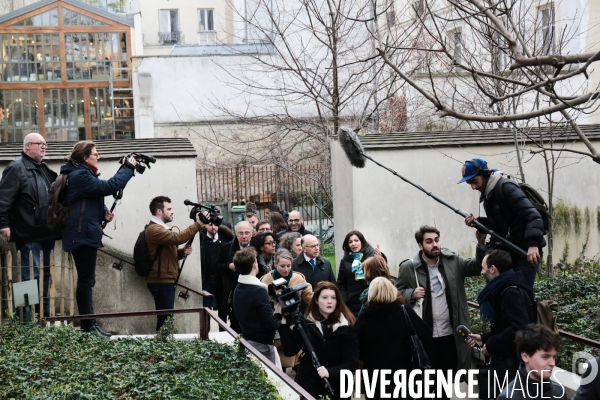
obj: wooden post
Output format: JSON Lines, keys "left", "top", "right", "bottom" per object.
{"left": 30, "top": 251, "right": 36, "bottom": 322}
{"left": 49, "top": 250, "right": 55, "bottom": 317}
{"left": 68, "top": 253, "right": 75, "bottom": 325}
{"left": 6, "top": 251, "right": 12, "bottom": 319}
{"left": 60, "top": 251, "right": 65, "bottom": 317}
{"left": 39, "top": 250, "right": 44, "bottom": 322}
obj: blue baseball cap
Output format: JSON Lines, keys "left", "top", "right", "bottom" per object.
{"left": 457, "top": 158, "right": 488, "bottom": 184}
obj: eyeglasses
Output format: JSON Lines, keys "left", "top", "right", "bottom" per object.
{"left": 237, "top": 231, "right": 252, "bottom": 236}
{"left": 29, "top": 142, "right": 48, "bottom": 148}
{"left": 304, "top": 244, "right": 320, "bottom": 249}
{"left": 90, "top": 153, "right": 100, "bottom": 158}
{"left": 288, "top": 219, "right": 300, "bottom": 223}
{"left": 264, "top": 242, "right": 277, "bottom": 246}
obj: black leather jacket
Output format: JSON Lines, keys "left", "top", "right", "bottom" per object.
{"left": 481, "top": 174, "right": 546, "bottom": 253}
{"left": 0, "top": 153, "right": 58, "bottom": 243}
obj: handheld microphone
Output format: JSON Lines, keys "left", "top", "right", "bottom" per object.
{"left": 457, "top": 325, "right": 481, "bottom": 350}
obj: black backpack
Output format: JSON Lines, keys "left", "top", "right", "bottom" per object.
{"left": 495, "top": 175, "right": 551, "bottom": 234}
{"left": 133, "top": 224, "right": 163, "bottom": 277}
{"left": 47, "top": 173, "right": 83, "bottom": 234}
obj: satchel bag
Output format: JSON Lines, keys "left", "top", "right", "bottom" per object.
{"left": 412, "top": 268, "right": 424, "bottom": 319}
{"left": 401, "top": 305, "right": 432, "bottom": 369}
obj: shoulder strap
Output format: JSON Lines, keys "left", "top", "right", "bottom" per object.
{"left": 401, "top": 305, "right": 417, "bottom": 335}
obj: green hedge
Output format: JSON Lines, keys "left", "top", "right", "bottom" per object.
{"left": 0, "top": 322, "right": 282, "bottom": 399}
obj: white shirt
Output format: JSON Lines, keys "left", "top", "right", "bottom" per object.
{"left": 207, "top": 232, "right": 219, "bottom": 242}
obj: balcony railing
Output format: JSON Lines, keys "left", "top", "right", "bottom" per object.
{"left": 158, "top": 31, "right": 183, "bottom": 45}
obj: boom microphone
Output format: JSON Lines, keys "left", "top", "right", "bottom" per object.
{"left": 337, "top": 126, "right": 527, "bottom": 257}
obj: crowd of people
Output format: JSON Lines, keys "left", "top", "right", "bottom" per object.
{"left": 1, "top": 136, "right": 597, "bottom": 399}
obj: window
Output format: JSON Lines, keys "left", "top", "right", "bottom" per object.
{"left": 492, "top": 31, "right": 508, "bottom": 71}
{"left": 198, "top": 9, "right": 214, "bottom": 31}
{"left": 64, "top": 33, "right": 128, "bottom": 81}
{"left": 386, "top": 0, "right": 396, "bottom": 28}
{"left": 10, "top": 8, "right": 59, "bottom": 27}
{"left": 43, "top": 89, "right": 85, "bottom": 141}
{"left": 159, "top": 9, "right": 181, "bottom": 44}
{"left": 453, "top": 30, "right": 463, "bottom": 67}
{"left": 0, "top": 90, "right": 39, "bottom": 143}
{"left": 63, "top": 9, "right": 109, "bottom": 26}
{"left": 540, "top": 6, "right": 555, "bottom": 55}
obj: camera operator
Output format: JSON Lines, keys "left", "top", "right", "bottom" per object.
{"left": 278, "top": 281, "right": 359, "bottom": 400}
{"left": 61, "top": 141, "right": 137, "bottom": 337}
{"left": 145, "top": 196, "right": 202, "bottom": 331}
{"left": 233, "top": 247, "right": 281, "bottom": 364}
{"left": 199, "top": 211, "right": 233, "bottom": 326}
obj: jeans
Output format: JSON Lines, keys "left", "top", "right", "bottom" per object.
{"left": 512, "top": 250, "right": 541, "bottom": 290}
{"left": 147, "top": 283, "right": 176, "bottom": 331}
{"left": 71, "top": 246, "right": 98, "bottom": 330}
{"left": 16, "top": 239, "right": 54, "bottom": 316}
{"left": 246, "top": 340, "right": 277, "bottom": 365}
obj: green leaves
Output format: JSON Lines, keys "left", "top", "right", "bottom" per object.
{"left": 0, "top": 324, "right": 282, "bottom": 399}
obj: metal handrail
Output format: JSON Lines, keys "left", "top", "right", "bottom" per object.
{"left": 467, "top": 301, "right": 600, "bottom": 349}
{"left": 44, "top": 308, "right": 315, "bottom": 400}
{"left": 97, "top": 248, "right": 211, "bottom": 298}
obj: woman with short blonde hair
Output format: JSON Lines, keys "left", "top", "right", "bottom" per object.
{"left": 366, "top": 277, "right": 403, "bottom": 306}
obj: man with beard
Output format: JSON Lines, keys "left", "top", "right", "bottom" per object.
{"left": 466, "top": 249, "right": 536, "bottom": 398}
{"left": 216, "top": 220, "right": 254, "bottom": 332}
{"left": 395, "top": 225, "right": 486, "bottom": 382}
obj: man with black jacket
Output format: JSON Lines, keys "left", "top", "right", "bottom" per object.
{"left": 459, "top": 158, "right": 546, "bottom": 289}
{"left": 466, "top": 249, "right": 536, "bottom": 398}
{"left": 292, "top": 234, "right": 335, "bottom": 288}
{"left": 215, "top": 220, "right": 254, "bottom": 332}
{"left": 0, "top": 133, "right": 58, "bottom": 316}
{"left": 199, "top": 213, "right": 234, "bottom": 325}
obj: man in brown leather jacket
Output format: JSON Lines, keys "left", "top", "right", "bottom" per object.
{"left": 145, "top": 196, "right": 201, "bottom": 331}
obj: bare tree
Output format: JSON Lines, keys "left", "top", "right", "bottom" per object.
{"left": 371, "top": 0, "right": 600, "bottom": 164}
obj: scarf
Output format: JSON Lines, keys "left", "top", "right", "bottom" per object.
{"left": 272, "top": 266, "right": 293, "bottom": 284}
{"left": 84, "top": 162, "right": 99, "bottom": 176}
{"left": 350, "top": 251, "right": 365, "bottom": 280}
{"left": 477, "top": 269, "right": 516, "bottom": 324}
{"left": 257, "top": 254, "right": 273, "bottom": 276}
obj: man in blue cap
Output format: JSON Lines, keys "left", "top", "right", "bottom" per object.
{"left": 458, "top": 159, "right": 545, "bottom": 289}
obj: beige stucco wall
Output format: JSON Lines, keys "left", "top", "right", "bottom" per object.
{"left": 0, "top": 154, "right": 204, "bottom": 334}
{"left": 135, "top": 0, "right": 233, "bottom": 52}
{"left": 331, "top": 137, "right": 600, "bottom": 277}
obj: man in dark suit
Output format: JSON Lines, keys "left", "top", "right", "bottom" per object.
{"left": 291, "top": 234, "right": 335, "bottom": 289}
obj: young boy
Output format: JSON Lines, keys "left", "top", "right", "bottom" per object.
{"left": 497, "top": 324, "right": 567, "bottom": 399}
{"left": 233, "top": 247, "right": 280, "bottom": 364}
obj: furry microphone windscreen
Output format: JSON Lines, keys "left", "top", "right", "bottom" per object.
{"left": 338, "top": 126, "right": 367, "bottom": 168}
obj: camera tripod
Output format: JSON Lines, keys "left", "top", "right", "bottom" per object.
{"left": 287, "top": 308, "right": 335, "bottom": 398}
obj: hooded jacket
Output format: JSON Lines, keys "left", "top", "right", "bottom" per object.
{"left": 0, "top": 153, "right": 58, "bottom": 243}
{"left": 395, "top": 247, "right": 484, "bottom": 370}
{"left": 481, "top": 172, "right": 546, "bottom": 253}
{"left": 61, "top": 162, "right": 133, "bottom": 252}
{"left": 278, "top": 314, "right": 359, "bottom": 400}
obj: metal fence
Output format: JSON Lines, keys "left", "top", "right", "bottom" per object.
{"left": 197, "top": 164, "right": 333, "bottom": 226}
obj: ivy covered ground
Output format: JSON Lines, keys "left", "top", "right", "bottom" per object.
{"left": 465, "top": 255, "right": 600, "bottom": 372}
{"left": 0, "top": 322, "right": 282, "bottom": 399}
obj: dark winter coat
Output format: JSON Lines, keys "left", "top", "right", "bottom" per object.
{"left": 574, "top": 356, "right": 600, "bottom": 400}
{"left": 479, "top": 270, "right": 536, "bottom": 362}
{"left": 337, "top": 245, "right": 380, "bottom": 316}
{"left": 497, "top": 365, "right": 567, "bottom": 399}
{"left": 233, "top": 275, "right": 280, "bottom": 345}
{"left": 199, "top": 225, "right": 234, "bottom": 277}
{"left": 215, "top": 236, "right": 249, "bottom": 332}
{"left": 481, "top": 172, "right": 546, "bottom": 253}
{"left": 0, "top": 153, "right": 58, "bottom": 243}
{"left": 355, "top": 301, "right": 433, "bottom": 399}
{"left": 292, "top": 252, "right": 336, "bottom": 289}
{"left": 278, "top": 316, "right": 359, "bottom": 400}
{"left": 61, "top": 162, "right": 133, "bottom": 252}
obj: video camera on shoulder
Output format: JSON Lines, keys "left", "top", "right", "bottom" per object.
{"left": 269, "top": 277, "right": 307, "bottom": 316}
{"left": 119, "top": 152, "right": 157, "bottom": 174}
{"left": 184, "top": 199, "right": 223, "bottom": 227}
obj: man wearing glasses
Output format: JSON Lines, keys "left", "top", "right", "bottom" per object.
{"left": 216, "top": 220, "right": 255, "bottom": 332}
{"left": 286, "top": 210, "right": 313, "bottom": 236}
{"left": 291, "top": 234, "right": 335, "bottom": 289}
{"left": 0, "top": 133, "right": 58, "bottom": 317}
